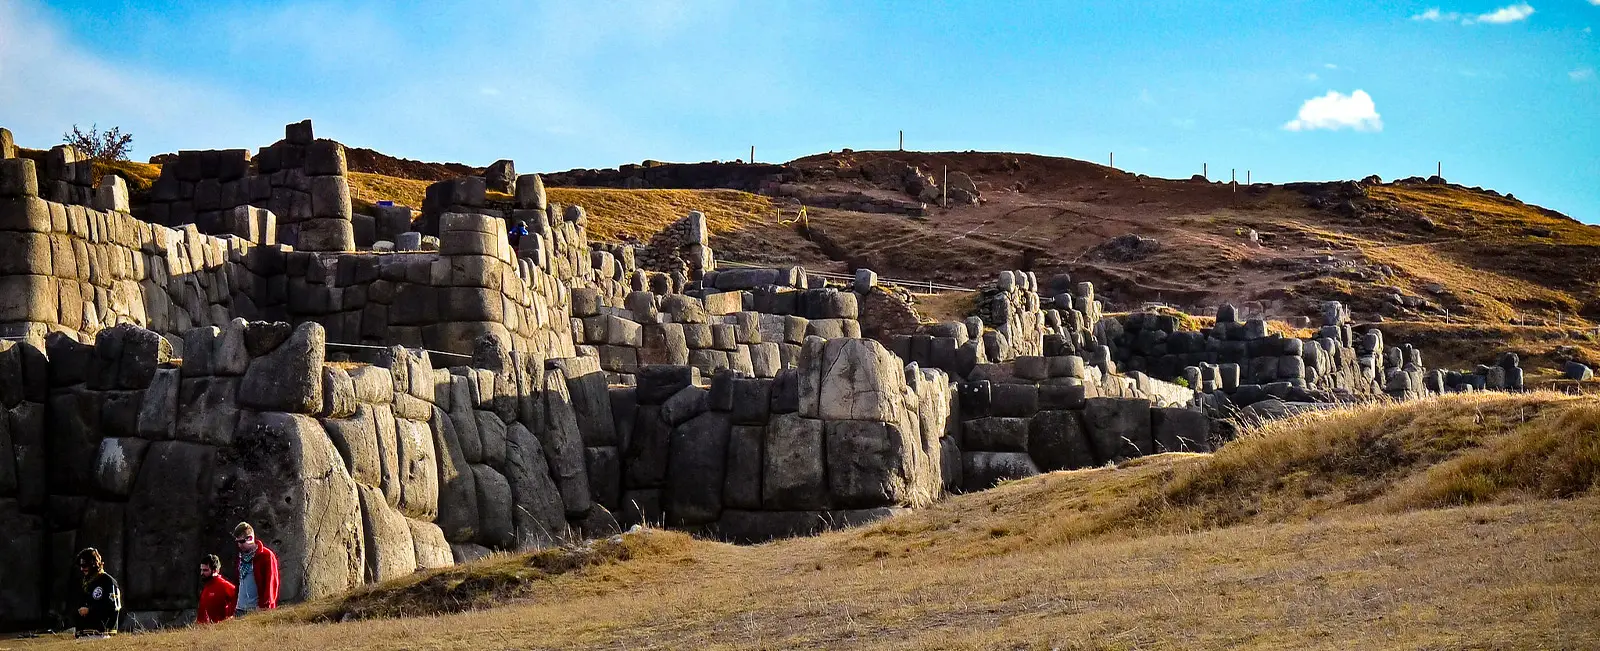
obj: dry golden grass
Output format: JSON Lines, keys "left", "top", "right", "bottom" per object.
{"left": 1361, "top": 242, "right": 1584, "bottom": 323}
{"left": 17, "top": 393, "right": 1600, "bottom": 650}
{"left": 548, "top": 188, "right": 774, "bottom": 242}
{"left": 92, "top": 159, "right": 162, "bottom": 193}
{"left": 909, "top": 290, "right": 979, "bottom": 323}
{"left": 346, "top": 171, "right": 429, "bottom": 215}
{"left": 1367, "top": 185, "right": 1600, "bottom": 244}
{"left": 343, "top": 172, "right": 775, "bottom": 244}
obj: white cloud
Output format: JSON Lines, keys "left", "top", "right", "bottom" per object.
{"left": 1411, "top": 3, "right": 1535, "bottom": 25}
{"left": 1412, "top": 8, "right": 1462, "bottom": 21}
{"left": 1324, "top": 63, "right": 1339, "bottom": 69}
{"left": 0, "top": 3, "right": 281, "bottom": 157}
{"left": 1283, "top": 90, "right": 1383, "bottom": 132}
{"left": 1572, "top": 67, "right": 1597, "bottom": 82}
{"left": 1589, "top": 0, "right": 1599, "bottom": 5}
{"left": 1471, "top": 3, "right": 1534, "bottom": 23}
{"left": 1306, "top": 73, "right": 1320, "bottom": 81}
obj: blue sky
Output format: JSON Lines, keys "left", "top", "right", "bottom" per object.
{"left": 3, "top": 0, "right": 1597, "bottom": 221}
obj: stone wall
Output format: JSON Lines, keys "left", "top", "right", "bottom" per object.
{"left": 637, "top": 211, "right": 715, "bottom": 283}
{"left": 0, "top": 156, "right": 243, "bottom": 348}
{"left": 146, "top": 120, "right": 355, "bottom": 252}
{"left": 612, "top": 337, "right": 950, "bottom": 542}
{"left": 948, "top": 353, "right": 1204, "bottom": 493}
{"left": 0, "top": 320, "right": 601, "bottom": 630}
{"left": 1099, "top": 301, "right": 1437, "bottom": 407}
{"left": 892, "top": 274, "right": 1102, "bottom": 378}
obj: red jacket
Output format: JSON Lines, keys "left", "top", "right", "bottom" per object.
{"left": 237, "top": 543, "right": 280, "bottom": 610}
{"left": 197, "top": 574, "right": 237, "bottom": 623}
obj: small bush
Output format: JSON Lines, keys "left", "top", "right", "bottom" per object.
{"left": 62, "top": 123, "right": 134, "bottom": 161}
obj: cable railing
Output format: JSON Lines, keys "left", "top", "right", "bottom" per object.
{"left": 716, "top": 260, "right": 975, "bottom": 294}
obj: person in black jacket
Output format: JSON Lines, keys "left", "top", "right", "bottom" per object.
{"left": 74, "top": 548, "right": 121, "bottom": 638}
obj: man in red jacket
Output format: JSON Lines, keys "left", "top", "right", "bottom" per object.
{"left": 197, "top": 554, "right": 236, "bottom": 624}
{"left": 232, "top": 522, "right": 279, "bottom": 615}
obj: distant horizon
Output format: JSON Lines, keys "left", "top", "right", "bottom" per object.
{"left": 11, "top": 128, "right": 1574, "bottom": 216}
{"left": 3, "top": 0, "right": 1595, "bottom": 222}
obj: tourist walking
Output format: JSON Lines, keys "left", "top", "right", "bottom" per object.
{"left": 73, "top": 548, "right": 121, "bottom": 638}
{"left": 197, "top": 553, "right": 237, "bottom": 624}
{"left": 233, "top": 522, "right": 279, "bottom": 615}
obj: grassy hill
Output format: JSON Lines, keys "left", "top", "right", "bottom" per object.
{"left": 16, "top": 392, "right": 1599, "bottom": 649}
{"left": 59, "top": 143, "right": 1600, "bottom": 377}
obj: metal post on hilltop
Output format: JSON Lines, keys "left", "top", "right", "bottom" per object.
{"left": 749, "top": 146, "right": 754, "bottom": 164}
{"left": 1203, "top": 163, "right": 1208, "bottom": 180}
{"left": 1110, "top": 152, "right": 1115, "bottom": 169}
{"left": 1437, "top": 161, "right": 1441, "bottom": 178}
{"left": 899, "top": 130, "right": 904, "bottom": 151}
{"left": 1247, "top": 170, "right": 1251, "bottom": 185}
{"left": 1231, "top": 169, "right": 1236, "bottom": 192}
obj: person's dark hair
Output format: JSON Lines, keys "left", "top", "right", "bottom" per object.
{"left": 76, "top": 548, "right": 103, "bottom": 571}
{"left": 202, "top": 554, "right": 222, "bottom": 571}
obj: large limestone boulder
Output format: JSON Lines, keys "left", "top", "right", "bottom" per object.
{"left": 799, "top": 338, "right": 908, "bottom": 423}
{"left": 430, "top": 406, "right": 479, "bottom": 543}
{"left": 505, "top": 422, "right": 569, "bottom": 547}
{"left": 540, "top": 369, "right": 593, "bottom": 517}
{"left": 217, "top": 412, "right": 364, "bottom": 604}
{"left": 666, "top": 411, "right": 731, "bottom": 525}
{"left": 472, "top": 464, "right": 515, "bottom": 549}
{"left": 322, "top": 404, "right": 383, "bottom": 487}
{"left": 825, "top": 420, "right": 924, "bottom": 509}
{"left": 0, "top": 499, "right": 46, "bottom": 624}
{"left": 962, "top": 451, "right": 1041, "bottom": 492}
{"left": 552, "top": 357, "right": 616, "bottom": 447}
{"left": 240, "top": 322, "right": 326, "bottom": 413}
{"left": 394, "top": 416, "right": 439, "bottom": 520}
{"left": 93, "top": 436, "right": 150, "bottom": 498}
{"left": 408, "top": 519, "right": 454, "bottom": 569}
{"left": 1027, "top": 410, "right": 1096, "bottom": 471}
{"left": 357, "top": 484, "right": 416, "bottom": 583}
{"left": 1082, "top": 397, "right": 1153, "bottom": 462}
{"left": 1151, "top": 407, "right": 1211, "bottom": 453}
{"left": 762, "top": 413, "right": 827, "bottom": 510}
{"left": 125, "top": 441, "right": 216, "bottom": 609}
{"left": 175, "top": 377, "right": 242, "bottom": 444}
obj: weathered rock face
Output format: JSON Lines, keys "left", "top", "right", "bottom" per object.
{"left": 125, "top": 441, "right": 216, "bottom": 609}
{"left": 357, "top": 483, "right": 415, "bottom": 583}
{"left": 240, "top": 322, "right": 326, "bottom": 413}
{"left": 216, "top": 411, "right": 363, "bottom": 603}
{"left": 540, "top": 369, "right": 593, "bottom": 517}
{"left": 665, "top": 411, "right": 731, "bottom": 525}
{"left": 0, "top": 499, "right": 47, "bottom": 623}
{"left": 505, "top": 422, "right": 568, "bottom": 546}
{"left": 1082, "top": 397, "right": 1153, "bottom": 463}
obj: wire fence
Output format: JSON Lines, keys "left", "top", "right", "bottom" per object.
{"left": 717, "top": 259, "right": 974, "bottom": 295}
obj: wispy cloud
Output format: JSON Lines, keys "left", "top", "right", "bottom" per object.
{"left": 1572, "top": 67, "right": 1597, "bottom": 82}
{"left": 0, "top": 2, "right": 276, "bottom": 156}
{"left": 1412, "top": 8, "right": 1461, "bottom": 21}
{"left": 1324, "top": 63, "right": 1339, "bottom": 70}
{"left": 1283, "top": 90, "right": 1383, "bottom": 132}
{"left": 1305, "top": 73, "right": 1320, "bottom": 81}
{"left": 1474, "top": 3, "right": 1535, "bottom": 23}
{"left": 1411, "top": 3, "right": 1535, "bottom": 25}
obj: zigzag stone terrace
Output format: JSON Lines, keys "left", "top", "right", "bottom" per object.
{"left": 0, "top": 121, "right": 1472, "bottom": 631}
